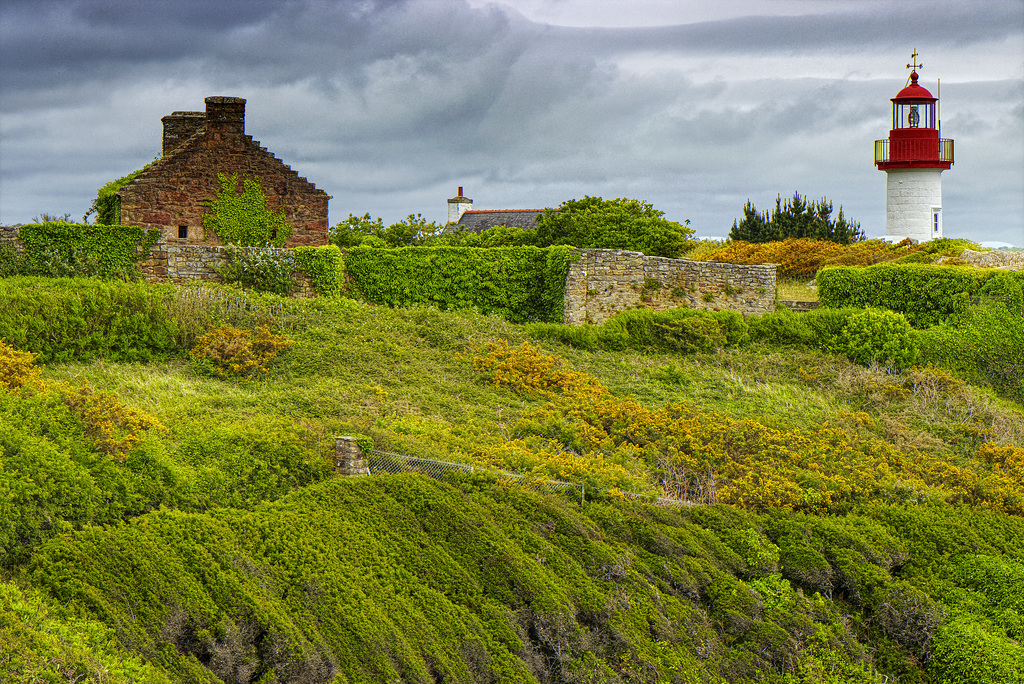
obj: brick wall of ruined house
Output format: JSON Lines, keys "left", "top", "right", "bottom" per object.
{"left": 563, "top": 249, "right": 777, "bottom": 325}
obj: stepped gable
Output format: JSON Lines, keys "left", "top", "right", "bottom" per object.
{"left": 118, "top": 96, "right": 331, "bottom": 247}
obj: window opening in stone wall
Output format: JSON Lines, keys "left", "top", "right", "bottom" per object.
{"left": 932, "top": 209, "right": 940, "bottom": 234}
{"left": 178, "top": 225, "right": 188, "bottom": 239}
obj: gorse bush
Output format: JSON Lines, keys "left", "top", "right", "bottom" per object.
{"left": 0, "top": 340, "right": 40, "bottom": 390}
{"left": 691, "top": 237, "right": 985, "bottom": 280}
{"left": 191, "top": 325, "right": 294, "bottom": 380}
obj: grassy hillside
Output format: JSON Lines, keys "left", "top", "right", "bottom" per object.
{"left": 2, "top": 277, "right": 1023, "bottom": 683}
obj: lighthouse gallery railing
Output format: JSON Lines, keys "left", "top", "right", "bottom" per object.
{"left": 874, "top": 138, "right": 954, "bottom": 165}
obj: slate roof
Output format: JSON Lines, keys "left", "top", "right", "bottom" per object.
{"left": 456, "top": 209, "right": 547, "bottom": 233}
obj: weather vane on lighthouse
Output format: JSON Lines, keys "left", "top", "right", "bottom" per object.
{"left": 874, "top": 51, "right": 954, "bottom": 243}
{"left": 906, "top": 49, "right": 923, "bottom": 76}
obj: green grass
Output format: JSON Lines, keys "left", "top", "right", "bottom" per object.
{"left": 776, "top": 278, "right": 819, "bottom": 301}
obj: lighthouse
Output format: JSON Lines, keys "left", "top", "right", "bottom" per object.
{"left": 874, "top": 52, "right": 954, "bottom": 242}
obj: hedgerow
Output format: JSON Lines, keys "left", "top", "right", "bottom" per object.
{"left": 817, "top": 264, "right": 1023, "bottom": 328}
{"left": 13, "top": 222, "right": 160, "bottom": 280}
{"left": 0, "top": 278, "right": 180, "bottom": 363}
{"left": 343, "top": 245, "right": 577, "bottom": 323}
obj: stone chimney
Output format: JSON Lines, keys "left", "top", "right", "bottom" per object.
{"left": 204, "top": 96, "right": 246, "bottom": 137}
{"left": 161, "top": 111, "right": 205, "bottom": 155}
{"left": 447, "top": 186, "right": 473, "bottom": 224}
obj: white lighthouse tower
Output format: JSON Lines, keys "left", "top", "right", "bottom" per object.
{"left": 874, "top": 52, "right": 954, "bottom": 242}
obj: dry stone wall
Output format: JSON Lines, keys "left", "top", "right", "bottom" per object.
{"left": 564, "top": 249, "right": 776, "bottom": 325}
{"left": 137, "top": 237, "right": 316, "bottom": 297}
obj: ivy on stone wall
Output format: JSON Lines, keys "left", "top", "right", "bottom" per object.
{"left": 86, "top": 161, "right": 157, "bottom": 225}
{"left": 203, "top": 173, "right": 292, "bottom": 247}
{"left": 343, "top": 246, "right": 577, "bottom": 323}
{"left": 294, "top": 245, "right": 345, "bottom": 298}
{"left": 218, "top": 244, "right": 346, "bottom": 298}
{"left": 14, "top": 223, "right": 160, "bottom": 280}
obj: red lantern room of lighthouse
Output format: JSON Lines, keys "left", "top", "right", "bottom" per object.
{"left": 874, "top": 52, "right": 954, "bottom": 243}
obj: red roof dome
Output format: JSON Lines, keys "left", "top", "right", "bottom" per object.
{"left": 893, "top": 71, "right": 935, "bottom": 101}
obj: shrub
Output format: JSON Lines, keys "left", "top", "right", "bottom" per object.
{"left": 529, "top": 308, "right": 748, "bottom": 354}
{"left": 0, "top": 278, "right": 180, "bottom": 363}
{"left": 218, "top": 245, "right": 298, "bottom": 296}
{"left": 191, "top": 325, "right": 294, "bottom": 380}
{"left": 917, "top": 302, "right": 1024, "bottom": 403}
{"left": 747, "top": 308, "right": 815, "bottom": 346}
{"left": 0, "top": 340, "right": 40, "bottom": 390}
{"left": 833, "top": 309, "right": 920, "bottom": 369}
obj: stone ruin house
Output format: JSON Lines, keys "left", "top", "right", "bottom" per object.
{"left": 118, "top": 96, "right": 330, "bottom": 247}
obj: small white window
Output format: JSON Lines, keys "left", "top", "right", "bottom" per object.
{"left": 932, "top": 209, "right": 941, "bottom": 234}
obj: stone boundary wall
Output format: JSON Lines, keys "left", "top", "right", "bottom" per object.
{"left": 137, "top": 238, "right": 316, "bottom": 297}
{"left": 564, "top": 249, "right": 777, "bottom": 325}
{"left": 0, "top": 227, "right": 314, "bottom": 297}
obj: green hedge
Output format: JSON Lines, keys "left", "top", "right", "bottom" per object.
{"left": 0, "top": 278, "right": 179, "bottom": 363}
{"left": 343, "top": 246, "right": 577, "bottom": 323}
{"left": 13, "top": 222, "right": 159, "bottom": 280}
{"left": 817, "top": 264, "right": 1024, "bottom": 328}
{"left": 294, "top": 244, "right": 345, "bottom": 298}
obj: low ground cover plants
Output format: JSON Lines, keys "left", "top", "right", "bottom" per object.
{"left": 1, "top": 274, "right": 1022, "bottom": 684}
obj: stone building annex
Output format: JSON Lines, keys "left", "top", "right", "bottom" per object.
{"left": 118, "top": 96, "right": 331, "bottom": 247}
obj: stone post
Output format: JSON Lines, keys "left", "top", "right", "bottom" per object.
{"left": 334, "top": 436, "right": 369, "bottom": 476}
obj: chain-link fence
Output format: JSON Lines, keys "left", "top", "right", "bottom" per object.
{"left": 367, "top": 449, "right": 585, "bottom": 504}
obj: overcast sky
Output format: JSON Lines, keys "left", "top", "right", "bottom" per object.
{"left": 2, "top": 0, "right": 1022, "bottom": 246}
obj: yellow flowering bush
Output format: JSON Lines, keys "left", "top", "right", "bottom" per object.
{"left": 0, "top": 339, "right": 41, "bottom": 390}
{"left": 191, "top": 325, "right": 294, "bottom": 380}
{"left": 473, "top": 342, "right": 1024, "bottom": 513}
{"left": 60, "top": 383, "right": 168, "bottom": 460}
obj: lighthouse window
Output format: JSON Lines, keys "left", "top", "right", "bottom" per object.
{"left": 895, "top": 102, "right": 934, "bottom": 129}
{"left": 932, "top": 210, "right": 941, "bottom": 234}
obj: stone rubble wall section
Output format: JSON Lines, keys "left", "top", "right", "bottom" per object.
{"left": 137, "top": 237, "right": 316, "bottom": 297}
{"left": 0, "top": 226, "right": 23, "bottom": 255}
{"left": 564, "top": 249, "right": 777, "bottom": 325}
{"left": 334, "top": 436, "right": 369, "bottom": 477}
{"left": 954, "top": 249, "right": 1024, "bottom": 271}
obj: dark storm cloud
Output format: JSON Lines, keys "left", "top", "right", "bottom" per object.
{"left": 1, "top": 0, "right": 1021, "bottom": 243}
